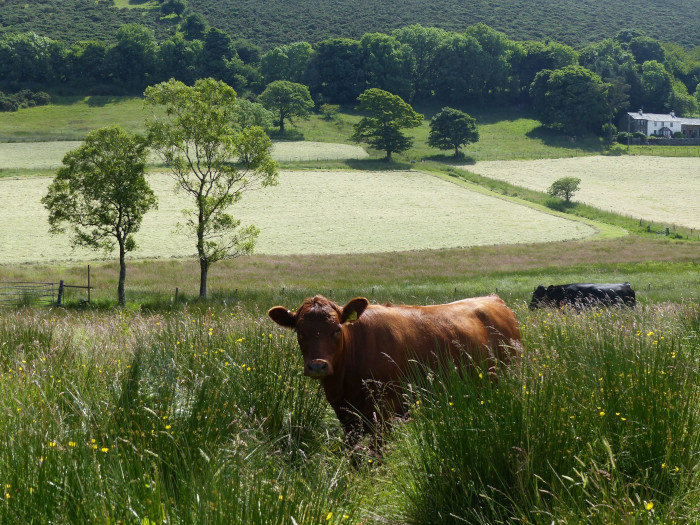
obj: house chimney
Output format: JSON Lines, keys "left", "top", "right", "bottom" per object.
{"left": 638, "top": 108, "right": 643, "bottom": 115}
{"left": 670, "top": 110, "right": 675, "bottom": 117}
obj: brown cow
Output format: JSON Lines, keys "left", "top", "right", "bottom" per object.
{"left": 268, "top": 294, "right": 521, "bottom": 440}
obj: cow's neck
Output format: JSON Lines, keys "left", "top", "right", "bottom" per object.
{"left": 320, "top": 327, "right": 357, "bottom": 407}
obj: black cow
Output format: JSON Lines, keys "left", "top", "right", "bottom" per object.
{"left": 529, "top": 283, "right": 636, "bottom": 309}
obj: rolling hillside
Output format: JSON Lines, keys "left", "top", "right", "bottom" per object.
{"left": 0, "top": 0, "right": 698, "bottom": 49}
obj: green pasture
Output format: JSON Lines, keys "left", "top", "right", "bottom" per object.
{"left": 3, "top": 97, "right": 698, "bottom": 162}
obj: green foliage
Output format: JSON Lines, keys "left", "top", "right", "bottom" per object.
{"left": 145, "top": 0, "right": 700, "bottom": 51}
{"left": 641, "top": 60, "right": 673, "bottom": 112}
{"left": 530, "top": 65, "right": 610, "bottom": 135}
{"left": 40, "top": 126, "right": 156, "bottom": 305}
{"left": 547, "top": 176, "right": 581, "bottom": 202}
{"left": 144, "top": 78, "right": 278, "bottom": 299}
{"left": 352, "top": 88, "right": 423, "bottom": 160}
{"left": 260, "top": 41, "right": 313, "bottom": 84}
{"left": 258, "top": 80, "right": 314, "bottom": 132}
{"left": 427, "top": 107, "right": 479, "bottom": 156}
{"left": 0, "top": 89, "right": 50, "bottom": 112}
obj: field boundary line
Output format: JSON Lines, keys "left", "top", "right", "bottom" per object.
{"left": 425, "top": 168, "right": 628, "bottom": 241}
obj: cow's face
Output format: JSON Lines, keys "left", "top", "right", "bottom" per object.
{"left": 268, "top": 296, "right": 368, "bottom": 379}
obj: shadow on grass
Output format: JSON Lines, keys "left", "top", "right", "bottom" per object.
{"left": 344, "top": 158, "right": 415, "bottom": 171}
{"left": 424, "top": 153, "right": 476, "bottom": 165}
{"left": 269, "top": 129, "right": 305, "bottom": 141}
{"left": 526, "top": 125, "right": 606, "bottom": 151}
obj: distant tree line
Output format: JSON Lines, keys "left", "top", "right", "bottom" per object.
{"left": 1, "top": 21, "right": 699, "bottom": 136}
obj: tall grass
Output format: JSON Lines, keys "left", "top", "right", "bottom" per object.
{"left": 1, "top": 300, "right": 698, "bottom": 523}
{"left": 0, "top": 308, "right": 358, "bottom": 524}
{"left": 386, "top": 303, "right": 700, "bottom": 523}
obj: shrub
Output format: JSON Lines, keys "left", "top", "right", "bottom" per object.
{"left": 673, "top": 131, "right": 685, "bottom": 138}
{"left": 616, "top": 131, "right": 629, "bottom": 143}
{"left": 32, "top": 91, "right": 51, "bottom": 106}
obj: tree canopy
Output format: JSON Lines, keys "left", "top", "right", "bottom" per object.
{"left": 547, "top": 177, "right": 581, "bottom": 202}
{"left": 427, "top": 107, "right": 479, "bottom": 157}
{"left": 530, "top": 65, "right": 610, "bottom": 136}
{"left": 351, "top": 88, "right": 423, "bottom": 161}
{"left": 145, "top": 78, "right": 278, "bottom": 299}
{"left": 258, "top": 80, "right": 314, "bottom": 133}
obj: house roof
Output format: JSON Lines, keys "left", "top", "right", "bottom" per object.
{"left": 627, "top": 112, "right": 700, "bottom": 125}
{"left": 627, "top": 111, "right": 681, "bottom": 122}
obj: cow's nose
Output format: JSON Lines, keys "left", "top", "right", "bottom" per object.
{"left": 306, "top": 360, "right": 329, "bottom": 377}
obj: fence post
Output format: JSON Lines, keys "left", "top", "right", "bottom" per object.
{"left": 57, "top": 280, "right": 64, "bottom": 306}
{"left": 87, "top": 265, "right": 91, "bottom": 304}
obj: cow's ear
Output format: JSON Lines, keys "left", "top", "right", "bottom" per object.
{"left": 268, "top": 306, "right": 296, "bottom": 329}
{"left": 341, "top": 297, "right": 369, "bottom": 324}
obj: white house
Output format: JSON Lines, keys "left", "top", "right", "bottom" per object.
{"left": 627, "top": 110, "right": 700, "bottom": 138}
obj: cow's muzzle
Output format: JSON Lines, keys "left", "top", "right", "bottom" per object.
{"left": 305, "top": 359, "right": 331, "bottom": 378}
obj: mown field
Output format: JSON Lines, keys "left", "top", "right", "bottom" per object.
{"left": 0, "top": 170, "right": 597, "bottom": 264}
{"left": 463, "top": 156, "right": 700, "bottom": 230}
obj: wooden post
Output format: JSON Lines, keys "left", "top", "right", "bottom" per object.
{"left": 57, "top": 280, "right": 64, "bottom": 306}
{"left": 87, "top": 265, "right": 91, "bottom": 304}
{"left": 175, "top": 287, "right": 179, "bottom": 303}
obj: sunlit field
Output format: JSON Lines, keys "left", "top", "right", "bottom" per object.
{"left": 0, "top": 170, "right": 597, "bottom": 264}
{"left": 0, "top": 299, "right": 697, "bottom": 523}
{"left": 463, "top": 156, "right": 700, "bottom": 230}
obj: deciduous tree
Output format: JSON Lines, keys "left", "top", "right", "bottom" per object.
{"left": 427, "top": 107, "right": 479, "bottom": 157}
{"left": 145, "top": 78, "right": 278, "bottom": 300}
{"left": 41, "top": 126, "right": 157, "bottom": 306}
{"left": 547, "top": 177, "right": 581, "bottom": 202}
{"left": 258, "top": 80, "right": 314, "bottom": 133}
{"left": 351, "top": 88, "right": 423, "bottom": 161}
{"left": 530, "top": 65, "right": 609, "bottom": 135}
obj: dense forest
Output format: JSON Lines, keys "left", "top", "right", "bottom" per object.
{"left": 0, "top": 0, "right": 699, "bottom": 51}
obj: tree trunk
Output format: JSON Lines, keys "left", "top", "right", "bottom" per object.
{"left": 386, "top": 150, "right": 392, "bottom": 161}
{"left": 199, "top": 257, "right": 208, "bottom": 300}
{"left": 118, "top": 241, "right": 126, "bottom": 306}
{"left": 279, "top": 110, "right": 286, "bottom": 133}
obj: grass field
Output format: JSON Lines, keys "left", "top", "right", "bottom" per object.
{"left": 0, "top": 141, "right": 368, "bottom": 172}
{"left": 0, "top": 170, "right": 597, "bottom": 264}
{"left": 462, "top": 156, "right": 700, "bottom": 230}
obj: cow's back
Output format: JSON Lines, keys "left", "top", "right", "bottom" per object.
{"left": 343, "top": 295, "right": 520, "bottom": 380}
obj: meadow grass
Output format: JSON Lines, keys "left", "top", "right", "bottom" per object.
{"left": 0, "top": 295, "right": 697, "bottom": 523}
{"left": 384, "top": 302, "right": 700, "bottom": 523}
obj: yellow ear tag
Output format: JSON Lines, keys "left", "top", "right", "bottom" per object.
{"left": 346, "top": 311, "right": 358, "bottom": 322}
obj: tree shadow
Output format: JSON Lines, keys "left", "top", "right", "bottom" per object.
{"left": 85, "top": 95, "right": 126, "bottom": 107}
{"left": 344, "top": 158, "right": 415, "bottom": 171}
{"left": 526, "top": 124, "right": 604, "bottom": 151}
{"left": 269, "top": 129, "right": 305, "bottom": 141}
{"left": 424, "top": 153, "right": 476, "bottom": 165}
